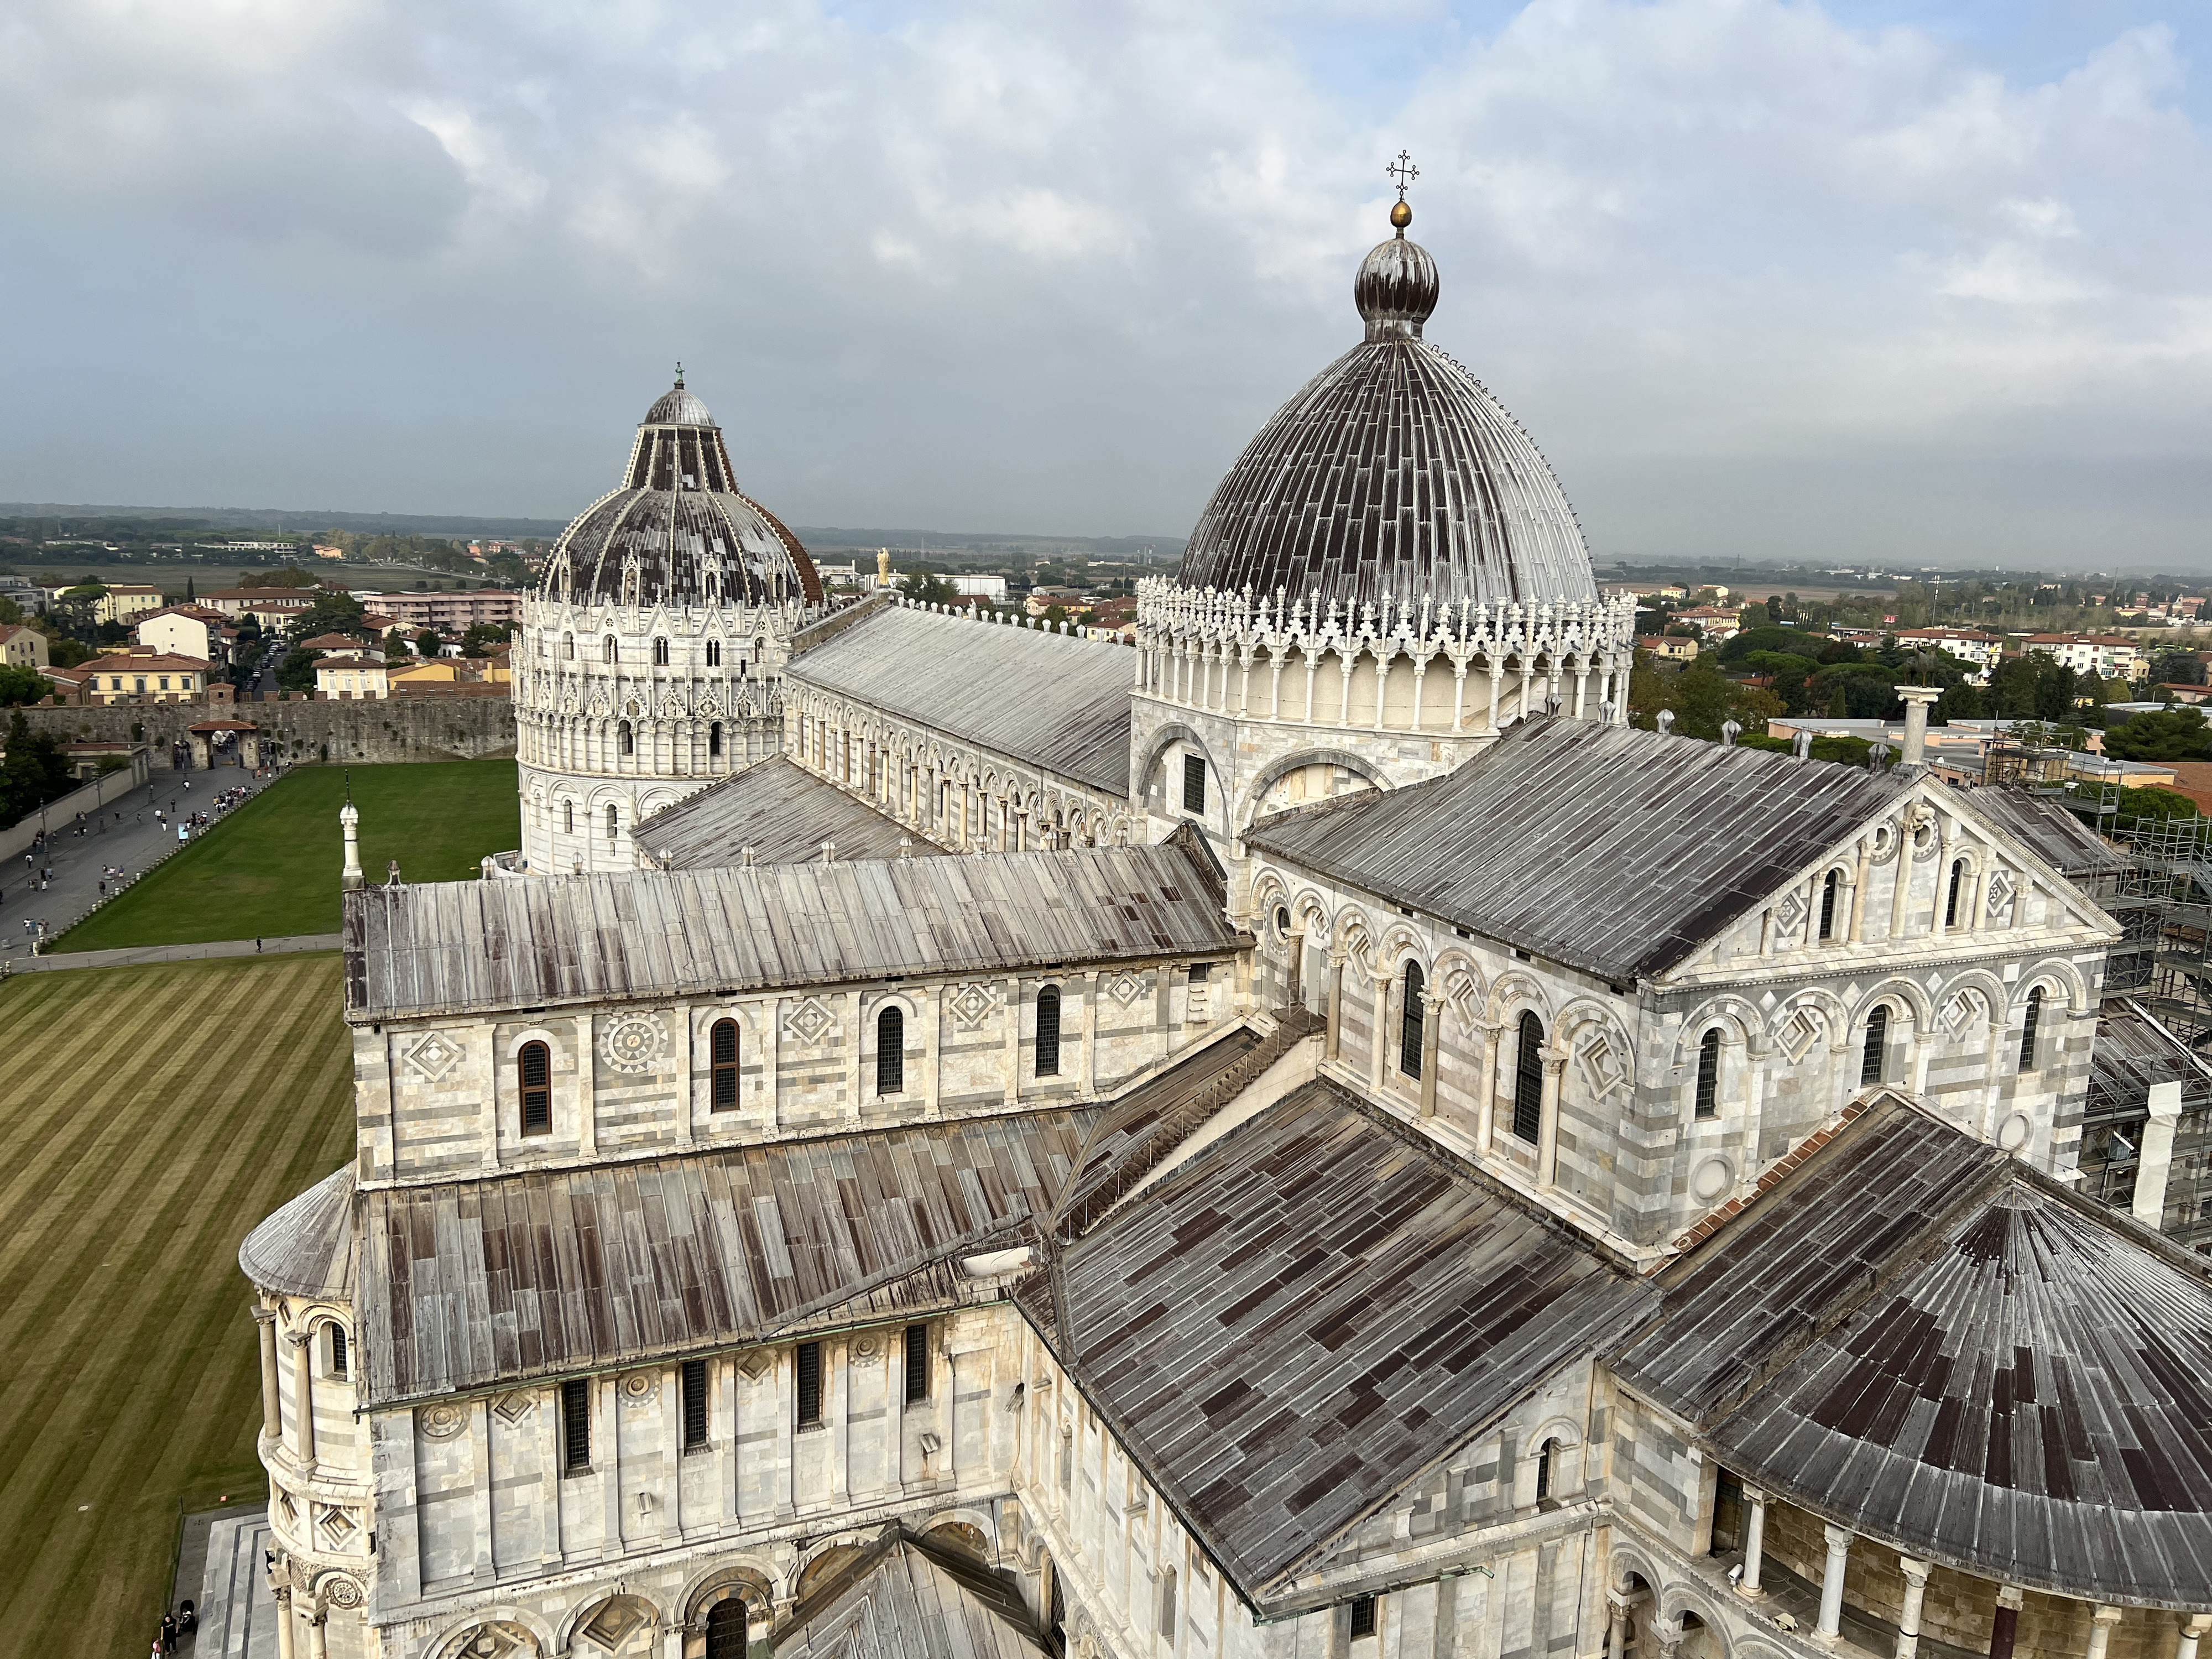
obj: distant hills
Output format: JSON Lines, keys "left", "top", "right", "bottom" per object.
{"left": 0, "top": 502, "right": 571, "bottom": 539}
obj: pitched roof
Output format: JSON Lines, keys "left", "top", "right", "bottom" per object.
{"left": 632, "top": 757, "right": 943, "bottom": 869}
{"left": 1966, "top": 787, "right": 2132, "bottom": 880}
{"left": 774, "top": 1528, "right": 1046, "bottom": 1659}
{"left": 343, "top": 836, "right": 1238, "bottom": 1019}
{"left": 238, "top": 1167, "right": 357, "bottom": 1300}
{"left": 789, "top": 603, "right": 1134, "bottom": 795}
{"left": 1245, "top": 717, "right": 1911, "bottom": 982}
{"left": 1036, "top": 1079, "right": 1651, "bottom": 1597}
{"left": 1612, "top": 1097, "right": 2212, "bottom": 1607}
{"left": 356, "top": 1108, "right": 1091, "bottom": 1405}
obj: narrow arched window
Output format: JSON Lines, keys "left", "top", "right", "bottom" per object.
{"left": 710, "top": 1018, "right": 740, "bottom": 1110}
{"left": 1861, "top": 1004, "right": 1889, "bottom": 1087}
{"left": 709, "top": 721, "right": 723, "bottom": 758}
{"left": 1036, "top": 986, "right": 1062, "bottom": 1077}
{"left": 1535, "top": 1437, "right": 1556, "bottom": 1501}
{"left": 603, "top": 635, "right": 618, "bottom": 664}
{"left": 1512, "top": 1011, "right": 1545, "bottom": 1142}
{"left": 1159, "top": 1569, "right": 1178, "bottom": 1639}
{"left": 562, "top": 800, "right": 574, "bottom": 834}
{"left": 606, "top": 804, "right": 619, "bottom": 843}
{"left": 1818, "top": 869, "right": 1840, "bottom": 940}
{"left": 706, "top": 639, "right": 721, "bottom": 667}
{"left": 653, "top": 636, "right": 669, "bottom": 666}
{"left": 327, "top": 1323, "right": 348, "bottom": 1380}
{"left": 519, "top": 1040, "right": 552, "bottom": 1134}
{"left": 562, "top": 632, "right": 574, "bottom": 660}
{"left": 877, "top": 1006, "right": 905, "bottom": 1095}
{"left": 2020, "top": 987, "right": 2043, "bottom": 1072}
{"left": 618, "top": 720, "right": 633, "bottom": 756}
{"left": 1695, "top": 1028, "right": 1721, "bottom": 1119}
{"left": 1946, "top": 858, "right": 1966, "bottom": 927}
{"left": 1400, "top": 961, "right": 1425, "bottom": 1078}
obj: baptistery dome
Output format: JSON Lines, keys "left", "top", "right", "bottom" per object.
{"left": 542, "top": 374, "right": 823, "bottom": 609}
{"left": 1177, "top": 206, "right": 1595, "bottom": 618}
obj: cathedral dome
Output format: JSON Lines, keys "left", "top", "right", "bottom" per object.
{"left": 542, "top": 373, "right": 823, "bottom": 609}
{"left": 1176, "top": 202, "right": 1595, "bottom": 619}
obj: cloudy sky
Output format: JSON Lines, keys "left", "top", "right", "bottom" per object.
{"left": 2, "top": 0, "right": 2208, "bottom": 567}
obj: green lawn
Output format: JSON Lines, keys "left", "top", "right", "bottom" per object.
{"left": 0, "top": 956, "right": 354, "bottom": 1653}
{"left": 61, "top": 760, "right": 518, "bottom": 950}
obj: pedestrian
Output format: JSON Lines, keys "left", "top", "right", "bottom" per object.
{"left": 255, "top": 937, "right": 262, "bottom": 952}
{"left": 160, "top": 1611, "right": 177, "bottom": 1653}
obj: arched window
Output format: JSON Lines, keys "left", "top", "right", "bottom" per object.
{"left": 618, "top": 720, "right": 633, "bottom": 757}
{"left": 1036, "top": 985, "right": 1062, "bottom": 1077}
{"left": 606, "top": 804, "right": 619, "bottom": 843}
{"left": 653, "top": 636, "right": 669, "bottom": 666}
{"left": 326, "top": 1323, "right": 348, "bottom": 1381}
{"left": 1399, "top": 961, "right": 1425, "bottom": 1078}
{"left": 1275, "top": 906, "right": 1293, "bottom": 940}
{"left": 709, "top": 721, "right": 723, "bottom": 758}
{"left": 562, "top": 632, "right": 574, "bottom": 660}
{"left": 1861, "top": 1004, "right": 1890, "bottom": 1087}
{"left": 2020, "top": 987, "right": 2043, "bottom": 1072}
{"left": 1535, "top": 1437, "right": 1557, "bottom": 1501}
{"left": 1694, "top": 1028, "right": 1721, "bottom": 1119}
{"left": 562, "top": 800, "right": 574, "bottom": 834}
{"left": 1818, "top": 869, "right": 1840, "bottom": 940}
{"left": 1512, "top": 1012, "right": 1545, "bottom": 1142}
{"left": 710, "top": 1018, "right": 740, "bottom": 1110}
{"left": 603, "top": 635, "right": 619, "bottom": 664}
{"left": 519, "top": 1040, "right": 552, "bottom": 1134}
{"left": 706, "top": 1599, "right": 748, "bottom": 1659}
{"left": 752, "top": 638, "right": 764, "bottom": 665}
{"left": 706, "top": 639, "right": 722, "bottom": 667}
{"left": 1158, "top": 1569, "right": 1177, "bottom": 1639}
{"left": 1946, "top": 858, "right": 1966, "bottom": 927}
{"left": 877, "top": 1006, "right": 905, "bottom": 1095}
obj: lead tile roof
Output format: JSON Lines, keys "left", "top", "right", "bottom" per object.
{"left": 787, "top": 606, "right": 1135, "bottom": 795}
{"left": 1963, "top": 787, "right": 2132, "bottom": 880}
{"left": 343, "top": 838, "right": 1236, "bottom": 1020}
{"left": 632, "top": 757, "right": 943, "bottom": 869}
{"left": 238, "top": 1167, "right": 357, "bottom": 1300}
{"left": 1245, "top": 718, "right": 1912, "bottom": 982}
{"left": 1613, "top": 1097, "right": 2212, "bottom": 1608}
{"left": 774, "top": 1528, "right": 1046, "bottom": 1659}
{"left": 1038, "top": 1079, "right": 1652, "bottom": 1597}
{"left": 357, "top": 1109, "right": 1091, "bottom": 1406}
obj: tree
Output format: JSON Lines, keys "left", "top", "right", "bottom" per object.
{"left": 0, "top": 707, "right": 72, "bottom": 829}
{"left": 2100, "top": 708, "right": 2212, "bottom": 763}
{"left": 285, "top": 589, "right": 367, "bottom": 640}
{"left": 899, "top": 572, "right": 958, "bottom": 606}
{"left": 278, "top": 648, "right": 324, "bottom": 692}
{"left": 259, "top": 566, "right": 320, "bottom": 588}
{"left": 461, "top": 622, "right": 511, "bottom": 655}
{"left": 2151, "top": 649, "right": 2205, "bottom": 688}
{"left": 0, "top": 665, "right": 53, "bottom": 706}
{"left": 415, "top": 629, "right": 444, "bottom": 658}
{"left": 382, "top": 628, "right": 412, "bottom": 660}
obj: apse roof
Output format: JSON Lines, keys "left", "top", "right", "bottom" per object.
{"left": 788, "top": 604, "right": 1135, "bottom": 796}
{"left": 1175, "top": 207, "right": 1594, "bottom": 618}
{"left": 1245, "top": 717, "right": 1911, "bottom": 982}
{"left": 1614, "top": 1095, "right": 2212, "bottom": 1609}
{"left": 630, "top": 756, "right": 946, "bottom": 869}
{"left": 541, "top": 375, "right": 823, "bottom": 609}
{"left": 238, "top": 1166, "right": 356, "bottom": 1300}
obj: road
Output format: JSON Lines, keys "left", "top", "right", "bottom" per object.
{"left": 0, "top": 758, "right": 290, "bottom": 966}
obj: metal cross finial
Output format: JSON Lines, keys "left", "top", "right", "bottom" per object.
{"left": 1387, "top": 150, "right": 1418, "bottom": 200}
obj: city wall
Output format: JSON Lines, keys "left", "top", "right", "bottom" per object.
{"left": 20, "top": 696, "right": 517, "bottom": 766}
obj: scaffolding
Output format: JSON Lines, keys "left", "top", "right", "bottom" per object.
{"left": 1980, "top": 740, "right": 2072, "bottom": 791}
{"left": 2098, "top": 812, "right": 2212, "bottom": 1042}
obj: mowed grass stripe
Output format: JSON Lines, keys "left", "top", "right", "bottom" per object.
{"left": 0, "top": 958, "right": 353, "bottom": 1653}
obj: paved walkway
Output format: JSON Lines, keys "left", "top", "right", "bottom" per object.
{"left": 0, "top": 759, "right": 293, "bottom": 972}
{"left": 196, "top": 1508, "right": 278, "bottom": 1659}
{"left": 3, "top": 932, "right": 341, "bottom": 975}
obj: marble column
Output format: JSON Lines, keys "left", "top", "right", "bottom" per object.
{"left": 1736, "top": 1486, "right": 1767, "bottom": 1597}
{"left": 273, "top": 1586, "right": 296, "bottom": 1659}
{"left": 1895, "top": 1558, "right": 1932, "bottom": 1659}
{"left": 2088, "top": 1607, "right": 2124, "bottom": 1659}
{"left": 306, "top": 1606, "right": 328, "bottom": 1659}
{"left": 1991, "top": 1587, "right": 2024, "bottom": 1659}
{"left": 287, "top": 1332, "right": 316, "bottom": 1471}
{"left": 2174, "top": 1614, "right": 2212, "bottom": 1659}
{"left": 1817, "top": 1524, "right": 1854, "bottom": 1641}
{"left": 1325, "top": 952, "right": 1346, "bottom": 1061}
{"left": 1537, "top": 1052, "right": 1567, "bottom": 1189}
{"left": 256, "top": 1308, "right": 283, "bottom": 1443}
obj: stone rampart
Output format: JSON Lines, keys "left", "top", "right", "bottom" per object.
{"left": 20, "top": 696, "right": 517, "bottom": 766}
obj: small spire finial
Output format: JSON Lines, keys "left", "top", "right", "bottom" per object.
{"left": 1387, "top": 150, "right": 1418, "bottom": 233}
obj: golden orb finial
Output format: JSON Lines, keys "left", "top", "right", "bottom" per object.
{"left": 1390, "top": 199, "right": 1412, "bottom": 231}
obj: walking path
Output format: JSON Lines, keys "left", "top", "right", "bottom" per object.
{"left": 0, "top": 760, "right": 292, "bottom": 972}
{"left": 3, "top": 932, "right": 341, "bottom": 975}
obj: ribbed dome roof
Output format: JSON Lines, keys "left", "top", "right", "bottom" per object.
{"left": 541, "top": 376, "right": 823, "bottom": 608}
{"left": 1177, "top": 211, "right": 1594, "bottom": 618}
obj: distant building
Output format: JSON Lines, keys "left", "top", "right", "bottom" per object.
{"left": 205, "top": 588, "right": 320, "bottom": 628}
{"left": 0, "top": 623, "right": 49, "bottom": 669}
{"left": 79, "top": 651, "right": 210, "bottom": 705}
{"left": 315, "top": 655, "right": 389, "bottom": 700}
{"left": 1636, "top": 634, "right": 1698, "bottom": 663}
{"left": 1895, "top": 626, "right": 2001, "bottom": 682}
{"left": 137, "top": 605, "right": 236, "bottom": 667}
{"left": 346, "top": 588, "right": 521, "bottom": 631}
{"left": 97, "top": 583, "right": 167, "bottom": 625}
{"left": 2024, "top": 632, "right": 2148, "bottom": 683}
